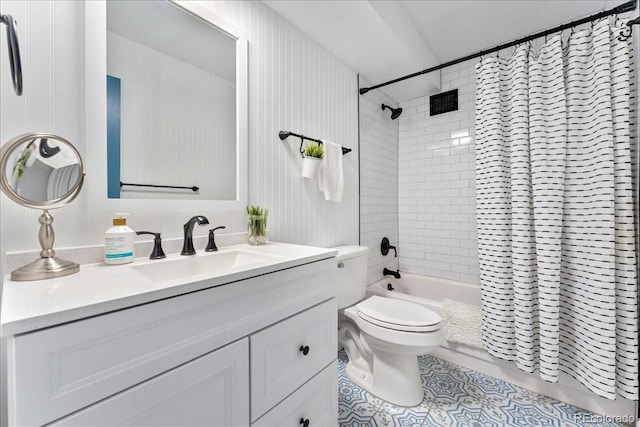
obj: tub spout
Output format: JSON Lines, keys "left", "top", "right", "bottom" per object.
{"left": 383, "top": 268, "right": 401, "bottom": 279}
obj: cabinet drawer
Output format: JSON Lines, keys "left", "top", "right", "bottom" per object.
{"left": 250, "top": 299, "right": 337, "bottom": 421}
{"left": 253, "top": 361, "right": 337, "bottom": 427}
{"left": 8, "top": 258, "right": 335, "bottom": 427}
{"left": 52, "top": 339, "right": 249, "bottom": 427}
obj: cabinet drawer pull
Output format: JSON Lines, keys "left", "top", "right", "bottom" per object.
{"left": 299, "top": 418, "right": 310, "bottom": 427}
{"left": 299, "top": 345, "right": 310, "bottom": 356}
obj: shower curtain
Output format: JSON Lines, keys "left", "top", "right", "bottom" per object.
{"left": 475, "top": 19, "right": 638, "bottom": 400}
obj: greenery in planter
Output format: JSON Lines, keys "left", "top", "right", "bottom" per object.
{"left": 247, "top": 205, "right": 268, "bottom": 237}
{"left": 12, "top": 142, "right": 36, "bottom": 180}
{"left": 303, "top": 142, "right": 325, "bottom": 159}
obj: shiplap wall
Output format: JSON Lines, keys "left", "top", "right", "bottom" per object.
{"left": 358, "top": 76, "right": 399, "bottom": 285}
{"left": 200, "top": 1, "right": 359, "bottom": 247}
{"left": 0, "top": 0, "right": 359, "bottom": 278}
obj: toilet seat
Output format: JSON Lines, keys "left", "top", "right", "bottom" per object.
{"left": 356, "top": 296, "right": 441, "bottom": 332}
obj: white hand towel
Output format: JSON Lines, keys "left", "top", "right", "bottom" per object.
{"left": 317, "top": 140, "right": 344, "bottom": 202}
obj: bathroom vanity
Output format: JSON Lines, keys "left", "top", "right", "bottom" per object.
{"left": 1, "top": 243, "right": 338, "bottom": 426}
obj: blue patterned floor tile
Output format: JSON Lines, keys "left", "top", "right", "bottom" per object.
{"left": 547, "top": 402, "right": 625, "bottom": 427}
{"left": 464, "top": 369, "right": 520, "bottom": 396}
{"left": 503, "top": 386, "right": 563, "bottom": 418}
{"left": 419, "top": 355, "right": 469, "bottom": 382}
{"left": 338, "top": 375, "right": 381, "bottom": 424}
{"left": 424, "top": 406, "right": 505, "bottom": 427}
{"left": 369, "top": 404, "right": 429, "bottom": 427}
{"left": 370, "top": 399, "right": 430, "bottom": 427}
{"left": 500, "top": 399, "right": 575, "bottom": 427}
{"left": 339, "top": 400, "right": 377, "bottom": 427}
{"left": 422, "top": 396, "right": 463, "bottom": 426}
{"left": 338, "top": 350, "right": 625, "bottom": 427}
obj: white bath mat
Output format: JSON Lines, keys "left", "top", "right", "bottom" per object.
{"left": 441, "top": 299, "right": 484, "bottom": 349}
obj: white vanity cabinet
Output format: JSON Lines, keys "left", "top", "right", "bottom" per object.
{"left": 4, "top": 254, "right": 337, "bottom": 427}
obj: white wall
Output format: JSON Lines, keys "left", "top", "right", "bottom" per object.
{"left": 398, "top": 59, "right": 479, "bottom": 284}
{"left": 201, "top": 1, "right": 359, "bottom": 247}
{"left": 0, "top": 0, "right": 359, "bottom": 277}
{"left": 358, "top": 76, "right": 399, "bottom": 284}
{"left": 108, "top": 31, "right": 236, "bottom": 200}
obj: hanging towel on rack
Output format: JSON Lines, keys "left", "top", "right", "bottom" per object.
{"left": 318, "top": 140, "right": 344, "bottom": 202}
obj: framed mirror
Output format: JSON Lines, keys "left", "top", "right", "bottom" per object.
{"left": 0, "top": 133, "right": 85, "bottom": 280}
{"left": 85, "top": 0, "right": 248, "bottom": 213}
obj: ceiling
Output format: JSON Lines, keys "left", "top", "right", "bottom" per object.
{"left": 108, "top": 0, "right": 236, "bottom": 81}
{"left": 263, "top": 0, "right": 630, "bottom": 102}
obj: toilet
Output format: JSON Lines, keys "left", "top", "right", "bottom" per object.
{"left": 335, "top": 245, "right": 442, "bottom": 407}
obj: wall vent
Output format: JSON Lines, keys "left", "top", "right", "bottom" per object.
{"left": 430, "top": 89, "right": 458, "bottom": 116}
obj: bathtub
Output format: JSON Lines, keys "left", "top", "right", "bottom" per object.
{"left": 365, "top": 272, "right": 634, "bottom": 419}
{"left": 367, "top": 272, "right": 481, "bottom": 316}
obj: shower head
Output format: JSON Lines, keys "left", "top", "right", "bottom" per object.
{"left": 381, "top": 104, "right": 402, "bottom": 120}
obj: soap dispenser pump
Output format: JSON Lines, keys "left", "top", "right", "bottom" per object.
{"left": 104, "top": 213, "right": 135, "bottom": 264}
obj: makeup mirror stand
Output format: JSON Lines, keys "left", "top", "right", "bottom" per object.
{"left": 0, "top": 132, "right": 85, "bottom": 281}
{"left": 10, "top": 209, "right": 79, "bottom": 281}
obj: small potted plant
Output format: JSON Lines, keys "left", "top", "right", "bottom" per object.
{"left": 247, "top": 205, "right": 268, "bottom": 245}
{"left": 301, "top": 142, "right": 324, "bottom": 178}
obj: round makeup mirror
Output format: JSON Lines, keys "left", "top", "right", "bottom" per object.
{"left": 0, "top": 132, "right": 85, "bottom": 281}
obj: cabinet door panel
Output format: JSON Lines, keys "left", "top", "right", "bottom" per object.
{"left": 253, "top": 361, "right": 337, "bottom": 427}
{"left": 52, "top": 339, "right": 249, "bottom": 427}
{"left": 250, "top": 299, "right": 337, "bottom": 421}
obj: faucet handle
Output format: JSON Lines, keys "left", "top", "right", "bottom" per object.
{"left": 136, "top": 231, "right": 166, "bottom": 259}
{"left": 381, "top": 237, "right": 397, "bottom": 257}
{"left": 205, "top": 226, "right": 226, "bottom": 252}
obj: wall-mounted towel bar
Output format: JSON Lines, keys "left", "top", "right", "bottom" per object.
{"left": 278, "top": 130, "right": 352, "bottom": 157}
{"left": 120, "top": 181, "right": 199, "bottom": 192}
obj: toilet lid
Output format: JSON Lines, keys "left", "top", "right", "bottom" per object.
{"left": 356, "top": 296, "right": 441, "bottom": 332}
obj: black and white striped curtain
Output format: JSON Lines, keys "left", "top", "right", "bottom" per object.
{"left": 476, "top": 20, "right": 638, "bottom": 400}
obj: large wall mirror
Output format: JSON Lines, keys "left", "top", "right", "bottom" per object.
{"left": 85, "top": 0, "right": 248, "bottom": 212}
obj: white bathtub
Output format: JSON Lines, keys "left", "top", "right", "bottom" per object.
{"left": 367, "top": 272, "right": 481, "bottom": 316}
{"left": 365, "top": 272, "right": 634, "bottom": 419}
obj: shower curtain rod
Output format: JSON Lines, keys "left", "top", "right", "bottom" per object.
{"left": 359, "top": 0, "right": 637, "bottom": 95}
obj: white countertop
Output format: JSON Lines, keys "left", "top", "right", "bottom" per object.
{"left": 1, "top": 242, "right": 337, "bottom": 336}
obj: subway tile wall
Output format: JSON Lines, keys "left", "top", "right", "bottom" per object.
{"left": 397, "top": 59, "right": 479, "bottom": 284}
{"left": 359, "top": 77, "right": 399, "bottom": 284}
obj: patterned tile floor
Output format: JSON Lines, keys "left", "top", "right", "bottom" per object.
{"left": 338, "top": 351, "right": 625, "bottom": 427}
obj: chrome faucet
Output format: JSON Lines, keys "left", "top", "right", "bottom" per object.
{"left": 181, "top": 215, "right": 209, "bottom": 255}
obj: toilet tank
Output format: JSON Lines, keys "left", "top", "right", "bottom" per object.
{"left": 333, "top": 245, "right": 369, "bottom": 309}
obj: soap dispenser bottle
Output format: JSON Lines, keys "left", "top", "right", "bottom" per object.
{"left": 104, "top": 213, "right": 135, "bottom": 264}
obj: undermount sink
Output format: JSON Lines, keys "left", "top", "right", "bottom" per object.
{"left": 132, "top": 249, "right": 281, "bottom": 283}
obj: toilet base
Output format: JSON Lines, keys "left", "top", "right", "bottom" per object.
{"left": 345, "top": 347, "right": 424, "bottom": 407}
